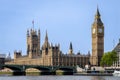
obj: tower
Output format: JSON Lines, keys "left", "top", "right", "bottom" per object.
{"left": 27, "top": 28, "right": 40, "bottom": 58}
{"left": 68, "top": 42, "right": 73, "bottom": 55}
{"left": 90, "top": 7, "right": 104, "bottom": 66}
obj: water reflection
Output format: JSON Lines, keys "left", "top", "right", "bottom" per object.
{"left": 25, "top": 76, "right": 119, "bottom": 80}
{"left": 0, "top": 76, "right": 118, "bottom": 80}
{"left": 91, "top": 76, "right": 105, "bottom": 80}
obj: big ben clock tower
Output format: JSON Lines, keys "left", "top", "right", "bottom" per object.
{"left": 90, "top": 8, "right": 104, "bottom": 66}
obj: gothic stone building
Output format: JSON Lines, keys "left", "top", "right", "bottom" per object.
{"left": 113, "top": 39, "right": 120, "bottom": 67}
{"left": 5, "top": 29, "right": 90, "bottom": 67}
{"left": 6, "top": 8, "right": 104, "bottom": 67}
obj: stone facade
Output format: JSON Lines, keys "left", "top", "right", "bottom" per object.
{"left": 6, "top": 29, "right": 90, "bottom": 67}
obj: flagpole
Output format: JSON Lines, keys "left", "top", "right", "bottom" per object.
{"left": 32, "top": 20, "right": 34, "bottom": 30}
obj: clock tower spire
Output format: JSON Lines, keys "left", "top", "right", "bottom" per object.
{"left": 90, "top": 7, "right": 104, "bottom": 66}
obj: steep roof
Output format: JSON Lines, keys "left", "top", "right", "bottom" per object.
{"left": 114, "top": 39, "right": 120, "bottom": 52}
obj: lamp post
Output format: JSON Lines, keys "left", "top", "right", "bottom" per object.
{"left": 22, "top": 65, "right": 25, "bottom": 75}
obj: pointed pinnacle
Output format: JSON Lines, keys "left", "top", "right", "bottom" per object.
{"left": 69, "top": 42, "right": 73, "bottom": 50}
{"left": 96, "top": 6, "right": 100, "bottom": 17}
{"left": 45, "top": 30, "right": 48, "bottom": 41}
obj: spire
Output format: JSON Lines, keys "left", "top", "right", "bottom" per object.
{"left": 42, "top": 30, "right": 50, "bottom": 49}
{"left": 45, "top": 30, "right": 48, "bottom": 42}
{"left": 96, "top": 6, "right": 100, "bottom": 17}
{"left": 8, "top": 52, "right": 11, "bottom": 57}
{"left": 7, "top": 52, "right": 11, "bottom": 60}
{"left": 58, "top": 43, "right": 60, "bottom": 49}
{"left": 69, "top": 42, "right": 73, "bottom": 55}
{"left": 87, "top": 51, "right": 91, "bottom": 56}
{"left": 38, "top": 29, "right": 40, "bottom": 38}
{"left": 38, "top": 29, "right": 40, "bottom": 34}
{"left": 94, "top": 6, "right": 103, "bottom": 24}
{"left": 27, "top": 29, "right": 29, "bottom": 36}
{"left": 69, "top": 42, "right": 73, "bottom": 50}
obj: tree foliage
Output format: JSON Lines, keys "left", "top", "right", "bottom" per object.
{"left": 100, "top": 51, "right": 118, "bottom": 67}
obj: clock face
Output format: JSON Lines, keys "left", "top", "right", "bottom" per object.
{"left": 93, "top": 28, "right": 95, "bottom": 34}
{"left": 98, "top": 28, "right": 102, "bottom": 33}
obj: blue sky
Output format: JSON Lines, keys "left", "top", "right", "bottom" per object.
{"left": 0, "top": 0, "right": 120, "bottom": 57}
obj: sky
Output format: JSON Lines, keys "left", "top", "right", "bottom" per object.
{"left": 0, "top": 0, "right": 120, "bottom": 58}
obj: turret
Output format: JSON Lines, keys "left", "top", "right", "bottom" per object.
{"left": 68, "top": 42, "right": 73, "bottom": 55}
{"left": 27, "top": 22, "right": 41, "bottom": 58}
{"left": 27, "top": 29, "right": 29, "bottom": 37}
{"left": 14, "top": 50, "right": 22, "bottom": 59}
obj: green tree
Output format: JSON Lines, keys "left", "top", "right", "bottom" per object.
{"left": 100, "top": 51, "right": 118, "bottom": 67}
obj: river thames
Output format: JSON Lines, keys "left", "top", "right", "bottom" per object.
{"left": 0, "top": 76, "right": 119, "bottom": 80}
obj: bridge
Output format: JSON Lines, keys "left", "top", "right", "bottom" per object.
{"left": 0, "top": 64, "right": 77, "bottom": 75}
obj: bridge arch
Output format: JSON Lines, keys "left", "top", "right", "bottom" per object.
{"left": 26, "top": 66, "right": 50, "bottom": 71}
{"left": 55, "top": 66, "right": 76, "bottom": 75}
{"left": 26, "top": 68, "right": 40, "bottom": 72}
{"left": 25, "top": 66, "right": 51, "bottom": 75}
{"left": 3, "top": 65, "right": 21, "bottom": 71}
{"left": 2, "top": 65, "right": 25, "bottom": 75}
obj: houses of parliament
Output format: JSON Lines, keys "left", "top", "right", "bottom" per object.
{"left": 5, "top": 8, "right": 104, "bottom": 67}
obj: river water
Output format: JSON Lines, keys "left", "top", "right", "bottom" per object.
{"left": 0, "top": 76, "right": 119, "bottom": 80}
